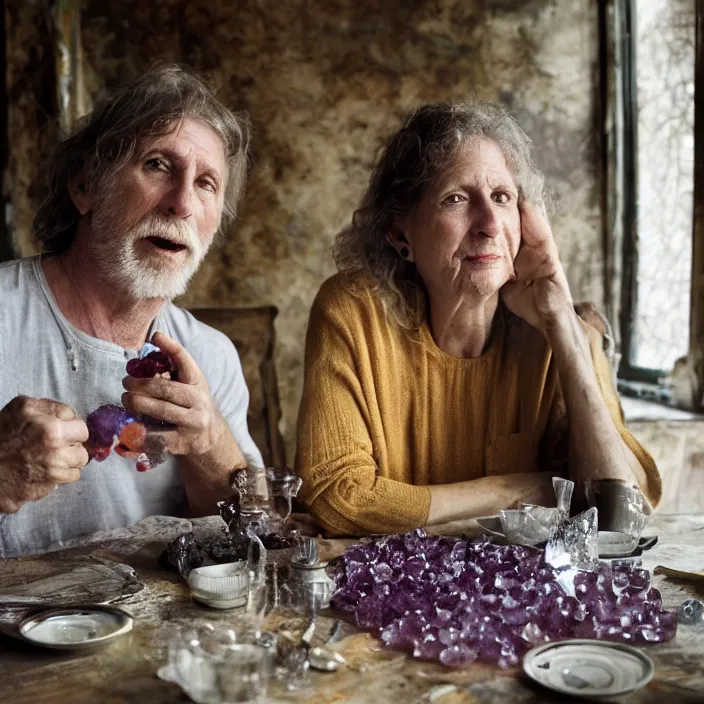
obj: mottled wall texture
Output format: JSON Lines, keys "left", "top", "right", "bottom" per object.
{"left": 631, "top": 421, "right": 704, "bottom": 514}
{"left": 5, "top": 0, "right": 603, "bottom": 461}
{"left": 5, "top": 1, "right": 59, "bottom": 259}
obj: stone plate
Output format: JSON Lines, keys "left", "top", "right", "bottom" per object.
{"left": 523, "top": 639, "right": 654, "bottom": 698}
{"left": 0, "top": 556, "right": 143, "bottom": 606}
{"left": 19, "top": 605, "right": 133, "bottom": 651}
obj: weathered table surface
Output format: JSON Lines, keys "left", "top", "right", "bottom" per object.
{"left": 0, "top": 513, "right": 703, "bottom": 704}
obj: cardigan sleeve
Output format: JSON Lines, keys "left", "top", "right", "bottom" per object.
{"left": 295, "top": 278, "right": 431, "bottom": 536}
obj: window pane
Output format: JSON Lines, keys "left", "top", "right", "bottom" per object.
{"left": 632, "top": 0, "right": 694, "bottom": 371}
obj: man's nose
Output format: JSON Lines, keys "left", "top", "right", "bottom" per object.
{"left": 159, "top": 179, "right": 193, "bottom": 219}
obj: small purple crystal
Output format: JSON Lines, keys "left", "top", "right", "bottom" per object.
{"left": 126, "top": 343, "right": 174, "bottom": 378}
{"left": 330, "top": 530, "right": 677, "bottom": 668}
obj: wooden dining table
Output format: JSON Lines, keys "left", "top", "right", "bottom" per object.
{"left": 0, "top": 513, "right": 703, "bottom": 703}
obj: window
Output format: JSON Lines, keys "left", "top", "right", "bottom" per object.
{"left": 610, "top": 0, "right": 696, "bottom": 387}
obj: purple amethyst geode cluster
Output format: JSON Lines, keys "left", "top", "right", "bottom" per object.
{"left": 331, "top": 529, "right": 676, "bottom": 668}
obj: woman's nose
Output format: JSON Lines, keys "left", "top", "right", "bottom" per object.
{"left": 472, "top": 199, "right": 501, "bottom": 238}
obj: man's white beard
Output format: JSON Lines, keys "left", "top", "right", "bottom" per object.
{"left": 89, "top": 198, "right": 210, "bottom": 301}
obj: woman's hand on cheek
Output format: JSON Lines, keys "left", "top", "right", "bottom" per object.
{"left": 500, "top": 201, "right": 574, "bottom": 333}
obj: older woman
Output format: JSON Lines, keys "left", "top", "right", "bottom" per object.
{"left": 296, "top": 102, "right": 660, "bottom": 537}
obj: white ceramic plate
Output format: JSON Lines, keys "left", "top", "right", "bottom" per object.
{"left": 523, "top": 639, "right": 654, "bottom": 698}
{"left": 19, "top": 606, "right": 133, "bottom": 650}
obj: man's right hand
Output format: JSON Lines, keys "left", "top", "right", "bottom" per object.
{"left": 0, "top": 397, "right": 89, "bottom": 513}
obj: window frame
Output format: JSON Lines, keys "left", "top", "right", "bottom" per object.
{"left": 691, "top": 0, "right": 704, "bottom": 406}
{"left": 603, "top": 0, "right": 701, "bottom": 393}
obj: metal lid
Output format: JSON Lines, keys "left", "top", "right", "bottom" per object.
{"left": 289, "top": 557, "right": 329, "bottom": 570}
{"left": 19, "top": 605, "right": 133, "bottom": 651}
{"left": 523, "top": 639, "right": 654, "bottom": 698}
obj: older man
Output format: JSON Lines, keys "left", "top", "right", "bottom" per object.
{"left": 0, "top": 65, "right": 262, "bottom": 557}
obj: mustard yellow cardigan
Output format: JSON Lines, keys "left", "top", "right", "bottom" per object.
{"left": 295, "top": 273, "right": 661, "bottom": 536}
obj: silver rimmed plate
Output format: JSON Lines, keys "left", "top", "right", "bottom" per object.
{"left": 19, "top": 605, "right": 133, "bottom": 650}
{"left": 476, "top": 515, "right": 652, "bottom": 558}
{"left": 523, "top": 639, "right": 654, "bottom": 698}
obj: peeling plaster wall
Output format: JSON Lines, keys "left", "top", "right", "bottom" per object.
{"left": 5, "top": 0, "right": 603, "bottom": 461}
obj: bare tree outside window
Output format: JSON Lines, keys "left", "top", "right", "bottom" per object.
{"left": 632, "top": 0, "right": 694, "bottom": 371}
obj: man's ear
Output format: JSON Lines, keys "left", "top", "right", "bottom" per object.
{"left": 68, "top": 173, "right": 93, "bottom": 216}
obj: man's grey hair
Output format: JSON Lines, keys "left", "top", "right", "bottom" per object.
{"left": 34, "top": 63, "right": 251, "bottom": 253}
{"left": 334, "top": 101, "right": 546, "bottom": 329}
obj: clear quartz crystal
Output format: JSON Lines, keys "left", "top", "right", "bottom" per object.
{"left": 678, "top": 599, "right": 704, "bottom": 626}
{"left": 545, "top": 508, "right": 599, "bottom": 572}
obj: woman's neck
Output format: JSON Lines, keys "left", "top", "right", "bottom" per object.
{"left": 427, "top": 292, "right": 500, "bottom": 358}
{"left": 42, "top": 246, "right": 164, "bottom": 350}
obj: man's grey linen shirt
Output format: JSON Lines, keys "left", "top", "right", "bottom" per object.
{"left": 0, "top": 256, "right": 263, "bottom": 557}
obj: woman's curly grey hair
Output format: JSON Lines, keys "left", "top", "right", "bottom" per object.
{"left": 34, "top": 63, "right": 251, "bottom": 254}
{"left": 334, "top": 101, "right": 545, "bottom": 329}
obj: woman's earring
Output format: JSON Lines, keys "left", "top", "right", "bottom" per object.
{"left": 400, "top": 246, "right": 409, "bottom": 260}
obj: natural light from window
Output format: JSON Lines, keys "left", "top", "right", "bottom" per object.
{"left": 633, "top": 0, "right": 694, "bottom": 371}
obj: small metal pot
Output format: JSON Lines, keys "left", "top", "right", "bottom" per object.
{"left": 285, "top": 559, "right": 335, "bottom": 612}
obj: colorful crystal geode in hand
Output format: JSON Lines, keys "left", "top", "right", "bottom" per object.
{"left": 83, "top": 344, "right": 174, "bottom": 471}
{"left": 84, "top": 404, "right": 167, "bottom": 472}
{"left": 331, "top": 530, "right": 676, "bottom": 669}
{"left": 125, "top": 341, "right": 174, "bottom": 379}
{"left": 84, "top": 404, "right": 134, "bottom": 459}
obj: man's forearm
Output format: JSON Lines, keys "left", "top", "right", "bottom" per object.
{"left": 545, "top": 312, "right": 647, "bottom": 491}
{"left": 180, "top": 416, "right": 247, "bottom": 516}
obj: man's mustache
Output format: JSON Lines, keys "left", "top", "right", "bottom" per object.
{"left": 130, "top": 216, "right": 200, "bottom": 253}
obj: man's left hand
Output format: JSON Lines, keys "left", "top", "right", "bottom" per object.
{"left": 501, "top": 201, "right": 574, "bottom": 333}
{"left": 122, "top": 332, "right": 227, "bottom": 457}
